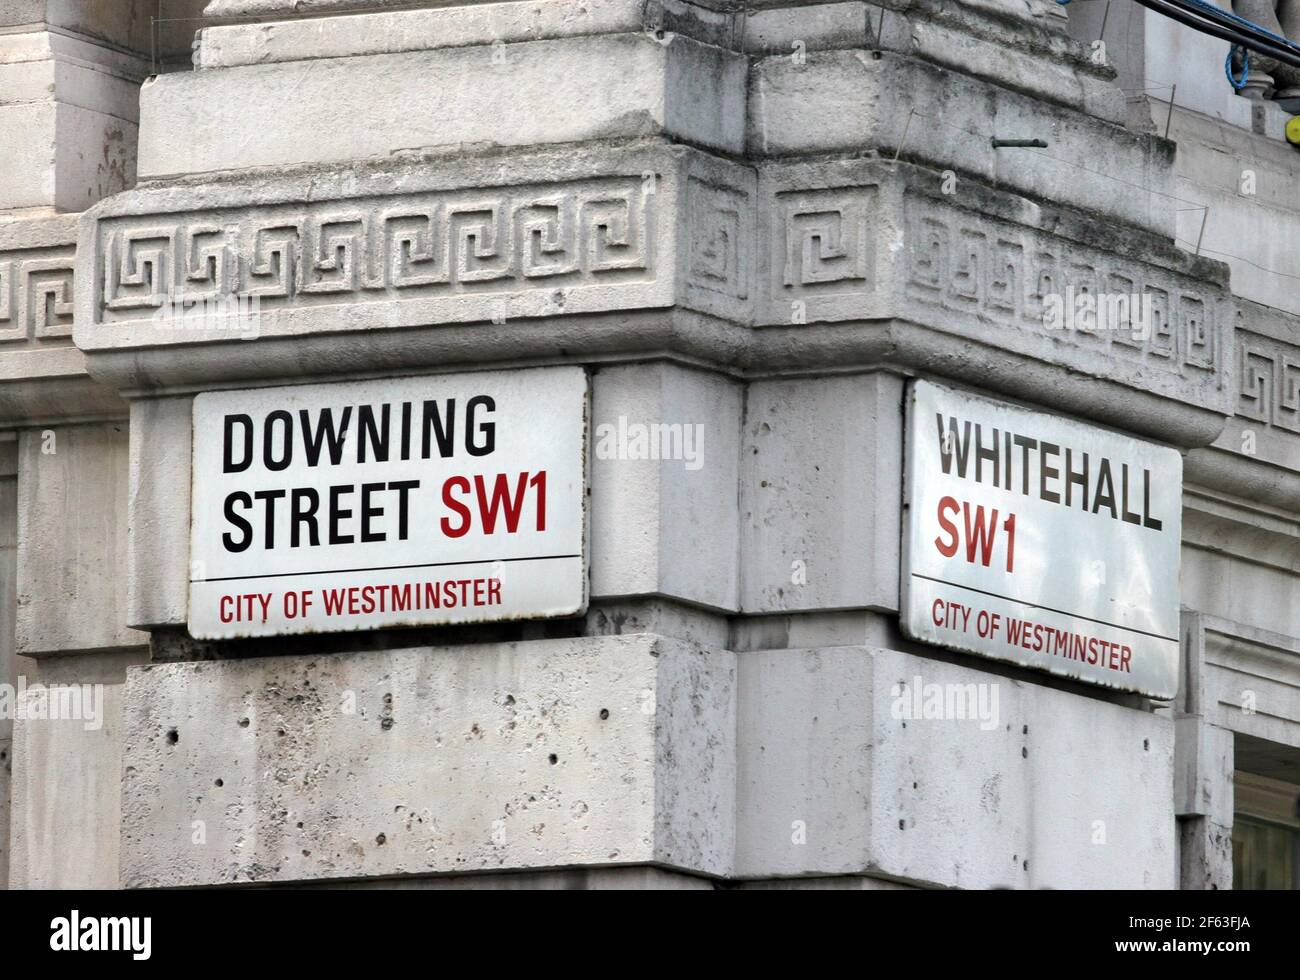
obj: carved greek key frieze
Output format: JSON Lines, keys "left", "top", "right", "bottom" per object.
{"left": 776, "top": 187, "right": 872, "bottom": 294}
{"left": 687, "top": 176, "right": 749, "bottom": 301}
{"left": 904, "top": 194, "right": 1221, "bottom": 376}
{"left": 1239, "top": 334, "right": 1300, "bottom": 435}
{"left": 0, "top": 249, "right": 76, "bottom": 341}
{"left": 95, "top": 178, "right": 654, "bottom": 321}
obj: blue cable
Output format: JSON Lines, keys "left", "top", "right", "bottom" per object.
{"left": 1225, "top": 44, "right": 1251, "bottom": 89}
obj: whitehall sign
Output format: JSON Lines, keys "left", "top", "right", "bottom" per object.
{"left": 189, "top": 367, "right": 587, "bottom": 639}
{"left": 901, "top": 381, "right": 1181, "bottom": 698}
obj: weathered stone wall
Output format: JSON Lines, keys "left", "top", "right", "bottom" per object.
{"left": 0, "top": 0, "right": 1296, "bottom": 889}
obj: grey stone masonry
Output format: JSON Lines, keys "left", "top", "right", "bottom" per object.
{"left": 0, "top": 0, "right": 1295, "bottom": 889}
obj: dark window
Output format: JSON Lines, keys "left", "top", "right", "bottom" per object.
{"left": 1233, "top": 771, "right": 1300, "bottom": 890}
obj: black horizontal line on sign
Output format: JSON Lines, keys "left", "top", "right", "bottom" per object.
{"left": 910, "top": 573, "right": 1178, "bottom": 643}
{"left": 195, "top": 554, "right": 582, "bottom": 585}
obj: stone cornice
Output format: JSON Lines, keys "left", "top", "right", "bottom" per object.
{"left": 72, "top": 141, "right": 1235, "bottom": 448}
{"left": 1183, "top": 484, "right": 1300, "bottom": 568}
{"left": 0, "top": 210, "right": 125, "bottom": 425}
{"left": 1184, "top": 612, "right": 1300, "bottom": 748}
{"left": 1184, "top": 295, "right": 1300, "bottom": 512}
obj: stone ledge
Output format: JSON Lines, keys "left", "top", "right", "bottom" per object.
{"left": 1174, "top": 715, "right": 1233, "bottom": 824}
{"left": 0, "top": 209, "right": 122, "bottom": 424}
{"left": 196, "top": 0, "right": 697, "bottom": 67}
{"left": 1183, "top": 485, "right": 1300, "bottom": 572}
{"left": 1184, "top": 613, "right": 1300, "bottom": 750}
{"left": 0, "top": 352, "right": 124, "bottom": 427}
{"left": 1183, "top": 296, "right": 1300, "bottom": 508}
{"left": 74, "top": 145, "right": 1234, "bottom": 447}
{"left": 139, "top": 31, "right": 747, "bottom": 178}
{"left": 74, "top": 311, "right": 1232, "bottom": 449}
{"left": 0, "top": 0, "right": 207, "bottom": 65}
{"left": 749, "top": 49, "right": 1163, "bottom": 235}
{"left": 197, "top": 0, "right": 1114, "bottom": 125}
{"left": 78, "top": 141, "right": 750, "bottom": 347}
{"left": 742, "top": 2, "right": 1126, "bottom": 126}
{"left": 1185, "top": 448, "right": 1300, "bottom": 515}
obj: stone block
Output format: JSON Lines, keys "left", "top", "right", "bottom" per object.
{"left": 0, "top": 442, "right": 14, "bottom": 890}
{"left": 197, "top": 0, "right": 688, "bottom": 68}
{"left": 15, "top": 421, "right": 145, "bottom": 657}
{"left": 735, "top": 645, "right": 1177, "bottom": 887}
{"left": 1, "top": 0, "right": 208, "bottom": 62}
{"left": 0, "top": 32, "right": 141, "bottom": 212}
{"left": 0, "top": 102, "right": 57, "bottom": 211}
{"left": 740, "top": 372, "right": 903, "bottom": 614}
{"left": 139, "top": 32, "right": 746, "bottom": 177}
{"left": 0, "top": 439, "right": 17, "bottom": 742}
{"left": 7, "top": 649, "right": 144, "bottom": 888}
{"left": 126, "top": 395, "right": 192, "bottom": 630}
{"left": 590, "top": 363, "right": 742, "bottom": 611}
{"left": 0, "top": 736, "right": 9, "bottom": 887}
{"left": 119, "top": 634, "right": 736, "bottom": 886}
{"left": 775, "top": 1, "right": 1125, "bottom": 126}
{"left": 749, "top": 49, "right": 1173, "bottom": 237}
{"left": 76, "top": 142, "right": 756, "bottom": 368}
{"left": 1178, "top": 817, "right": 1234, "bottom": 890}
{"left": 1174, "top": 716, "right": 1233, "bottom": 824}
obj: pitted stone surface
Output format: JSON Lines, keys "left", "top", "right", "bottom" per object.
{"left": 120, "top": 635, "right": 736, "bottom": 886}
{"left": 735, "top": 646, "right": 1177, "bottom": 888}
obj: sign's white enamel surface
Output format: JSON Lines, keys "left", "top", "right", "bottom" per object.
{"left": 189, "top": 366, "right": 588, "bottom": 639}
{"left": 902, "top": 380, "right": 1182, "bottom": 699}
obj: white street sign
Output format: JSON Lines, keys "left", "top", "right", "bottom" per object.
{"left": 189, "top": 366, "right": 588, "bottom": 639}
{"left": 901, "top": 380, "right": 1181, "bottom": 698}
